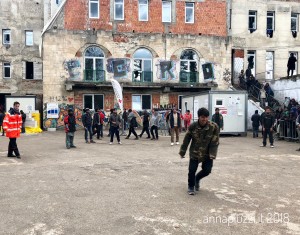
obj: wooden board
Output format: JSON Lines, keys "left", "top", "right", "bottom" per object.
{"left": 132, "top": 110, "right": 143, "bottom": 126}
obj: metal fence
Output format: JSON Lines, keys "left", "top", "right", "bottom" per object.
{"left": 277, "top": 120, "right": 299, "bottom": 141}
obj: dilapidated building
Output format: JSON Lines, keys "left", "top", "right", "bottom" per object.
{"left": 230, "top": 0, "right": 300, "bottom": 83}
{"left": 42, "top": 0, "right": 231, "bottom": 128}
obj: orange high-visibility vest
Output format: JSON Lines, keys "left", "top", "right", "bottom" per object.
{"left": 3, "top": 112, "right": 22, "bottom": 138}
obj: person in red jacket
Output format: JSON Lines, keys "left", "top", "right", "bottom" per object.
{"left": 3, "top": 101, "right": 22, "bottom": 158}
{"left": 183, "top": 110, "right": 192, "bottom": 131}
{"left": 64, "top": 109, "right": 77, "bottom": 149}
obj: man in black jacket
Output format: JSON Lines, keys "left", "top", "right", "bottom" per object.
{"left": 260, "top": 107, "right": 275, "bottom": 148}
{"left": 139, "top": 110, "right": 150, "bottom": 138}
{"left": 251, "top": 110, "right": 260, "bottom": 138}
{"left": 82, "top": 108, "right": 95, "bottom": 144}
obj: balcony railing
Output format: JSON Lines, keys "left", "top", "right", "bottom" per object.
{"left": 132, "top": 71, "right": 153, "bottom": 83}
{"left": 179, "top": 71, "right": 199, "bottom": 83}
{"left": 84, "top": 69, "right": 105, "bottom": 82}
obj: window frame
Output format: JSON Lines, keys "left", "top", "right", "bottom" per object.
{"left": 3, "top": 62, "right": 11, "bottom": 79}
{"left": 138, "top": 0, "right": 148, "bottom": 21}
{"left": 267, "top": 11, "right": 275, "bottom": 31}
{"left": 89, "top": 0, "right": 99, "bottom": 19}
{"left": 25, "top": 30, "right": 33, "bottom": 46}
{"left": 162, "top": 1, "right": 172, "bottom": 23}
{"left": 83, "top": 94, "right": 104, "bottom": 110}
{"left": 247, "top": 50, "right": 256, "bottom": 77}
{"left": 291, "top": 13, "right": 299, "bottom": 32}
{"left": 132, "top": 94, "right": 152, "bottom": 110}
{"left": 185, "top": 2, "right": 195, "bottom": 24}
{"left": 248, "top": 11, "right": 257, "bottom": 30}
{"left": 114, "top": 0, "right": 124, "bottom": 20}
{"left": 265, "top": 51, "right": 274, "bottom": 80}
{"left": 2, "top": 29, "right": 11, "bottom": 45}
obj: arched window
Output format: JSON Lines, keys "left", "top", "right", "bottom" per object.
{"left": 180, "top": 49, "right": 199, "bottom": 83}
{"left": 133, "top": 48, "right": 153, "bottom": 82}
{"left": 84, "top": 46, "right": 105, "bottom": 82}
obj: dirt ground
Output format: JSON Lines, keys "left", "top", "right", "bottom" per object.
{"left": 0, "top": 130, "right": 299, "bottom": 235}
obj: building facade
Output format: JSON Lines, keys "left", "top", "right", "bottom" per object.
{"left": 230, "top": 0, "right": 300, "bottom": 83}
{"left": 42, "top": 0, "right": 231, "bottom": 128}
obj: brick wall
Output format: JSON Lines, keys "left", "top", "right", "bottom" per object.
{"left": 123, "top": 93, "right": 132, "bottom": 110}
{"left": 152, "top": 93, "right": 160, "bottom": 109}
{"left": 169, "top": 94, "right": 179, "bottom": 108}
{"left": 64, "top": 0, "right": 227, "bottom": 37}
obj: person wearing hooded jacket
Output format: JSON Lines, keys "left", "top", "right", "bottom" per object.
{"left": 3, "top": 101, "right": 22, "bottom": 158}
{"left": 64, "top": 109, "right": 77, "bottom": 149}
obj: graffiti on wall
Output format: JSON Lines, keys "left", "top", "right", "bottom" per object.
{"left": 48, "top": 96, "right": 74, "bottom": 103}
{"left": 43, "top": 103, "right": 84, "bottom": 129}
{"left": 223, "top": 68, "right": 231, "bottom": 84}
{"left": 64, "top": 58, "right": 81, "bottom": 80}
{"left": 107, "top": 58, "right": 131, "bottom": 79}
{"left": 156, "top": 60, "right": 177, "bottom": 81}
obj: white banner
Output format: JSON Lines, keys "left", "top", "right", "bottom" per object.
{"left": 47, "top": 103, "right": 59, "bottom": 118}
{"left": 111, "top": 79, "right": 123, "bottom": 111}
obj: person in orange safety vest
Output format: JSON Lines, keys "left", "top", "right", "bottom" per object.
{"left": 3, "top": 101, "right": 22, "bottom": 158}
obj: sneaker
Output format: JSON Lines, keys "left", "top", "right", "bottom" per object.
{"left": 125, "top": 136, "right": 129, "bottom": 139}
{"left": 16, "top": 155, "right": 21, "bottom": 159}
{"left": 118, "top": 142, "right": 122, "bottom": 145}
{"left": 260, "top": 144, "right": 266, "bottom": 147}
{"left": 270, "top": 145, "right": 275, "bottom": 148}
{"left": 195, "top": 181, "right": 200, "bottom": 191}
{"left": 70, "top": 145, "right": 77, "bottom": 148}
{"left": 176, "top": 142, "right": 180, "bottom": 145}
{"left": 171, "top": 143, "right": 174, "bottom": 146}
{"left": 86, "top": 140, "right": 89, "bottom": 144}
{"left": 151, "top": 138, "right": 155, "bottom": 140}
{"left": 109, "top": 142, "right": 113, "bottom": 145}
{"left": 134, "top": 137, "right": 139, "bottom": 140}
{"left": 7, "top": 154, "right": 16, "bottom": 158}
{"left": 67, "top": 146, "right": 70, "bottom": 149}
{"left": 188, "top": 187, "right": 195, "bottom": 195}
{"left": 90, "top": 140, "right": 96, "bottom": 143}
{"left": 146, "top": 136, "right": 151, "bottom": 139}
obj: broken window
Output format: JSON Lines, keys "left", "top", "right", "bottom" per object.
{"left": 185, "top": 2, "right": 194, "bottom": 24}
{"left": 26, "top": 62, "right": 34, "bottom": 79}
{"left": 180, "top": 50, "right": 199, "bottom": 82}
{"left": 3, "top": 62, "right": 11, "bottom": 78}
{"left": 83, "top": 94, "right": 104, "bottom": 110}
{"left": 84, "top": 46, "right": 105, "bottom": 82}
{"left": 25, "top": 31, "right": 33, "bottom": 46}
{"left": 133, "top": 48, "right": 153, "bottom": 82}
{"left": 132, "top": 95, "right": 151, "bottom": 110}
{"left": 114, "top": 0, "right": 124, "bottom": 20}
{"left": 266, "top": 51, "right": 274, "bottom": 80}
{"left": 89, "top": 0, "right": 99, "bottom": 18}
{"left": 139, "top": 0, "right": 148, "bottom": 21}
{"left": 266, "top": 12, "right": 275, "bottom": 37}
{"left": 2, "top": 29, "right": 11, "bottom": 45}
{"left": 162, "top": 1, "right": 171, "bottom": 23}
{"left": 248, "top": 11, "right": 257, "bottom": 32}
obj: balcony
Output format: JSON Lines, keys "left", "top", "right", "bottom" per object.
{"left": 132, "top": 71, "right": 153, "bottom": 83}
{"left": 179, "top": 71, "right": 199, "bottom": 83}
{"left": 84, "top": 69, "right": 105, "bottom": 82}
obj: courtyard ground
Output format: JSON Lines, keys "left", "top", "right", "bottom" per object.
{"left": 0, "top": 130, "right": 299, "bottom": 235}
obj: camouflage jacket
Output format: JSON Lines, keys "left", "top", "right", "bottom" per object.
{"left": 179, "top": 121, "right": 219, "bottom": 162}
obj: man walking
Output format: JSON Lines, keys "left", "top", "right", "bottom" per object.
{"left": 93, "top": 108, "right": 102, "bottom": 140}
{"left": 64, "top": 108, "right": 77, "bottom": 149}
{"left": 179, "top": 108, "right": 219, "bottom": 195}
{"left": 169, "top": 108, "right": 181, "bottom": 146}
{"left": 212, "top": 108, "right": 224, "bottom": 132}
{"left": 3, "top": 101, "right": 22, "bottom": 158}
{"left": 109, "top": 108, "right": 122, "bottom": 145}
{"left": 251, "top": 110, "right": 261, "bottom": 138}
{"left": 139, "top": 110, "right": 150, "bottom": 138}
{"left": 125, "top": 109, "right": 139, "bottom": 140}
{"left": 260, "top": 107, "right": 275, "bottom": 148}
{"left": 150, "top": 109, "right": 159, "bottom": 140}
{"left": 82, "top": 108, "right": 95, "bottom": 144}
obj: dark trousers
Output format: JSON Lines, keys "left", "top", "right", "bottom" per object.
{"left": 84, "top": 125, "right": 93, "bottom": 141}
{"left": 150, "top": 126, "right": 158, "bottom": 139}
{"left": 110, "top": 126, "right": 120, "bottom": 142}
{"left": 127, "top": 126, "right": 138, "bottom": 138}
{"left": 21, "top": 123, "right": 25, "bottom": 133}
{"left": 140, "top": 125, "right": 150, "bottom": 137}
{"left": 188, "top": 157, "right": 213, "bottom": 188}
{"left": 253, "top": 126, "right": 259, "bottom": 138}
{"left": 287, "top": 68, "right": 295, "bottom": 77}
{"left": 93, "top": 124, "right": 102, "bottom": 139}
{"left": 66, "top": 132, "right": 75, "bottom": 148}
{"left": 8, "top": 138, "right": 20, "bottom": 156}
{"left": 99, "top": 124, "right": 103, "bottom": 138}
{"left": 263, "top": 128, "right": 274, "bottom": 146}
